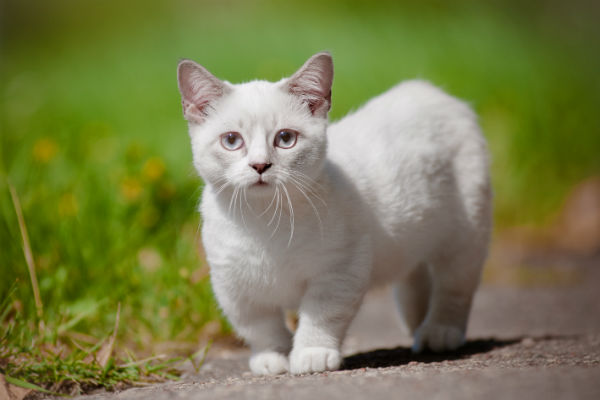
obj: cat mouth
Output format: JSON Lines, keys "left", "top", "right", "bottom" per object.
{"left": 253, "top": 178, "right": 269, "bottom": 187}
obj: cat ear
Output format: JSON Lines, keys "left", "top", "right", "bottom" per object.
{"left": 286, "top": 52, "right": 334, "bottom": 117}
{"left": 177, "top": 59, "right": 229, "bottom": 124}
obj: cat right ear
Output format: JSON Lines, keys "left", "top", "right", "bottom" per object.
{"left": 177, "top": 60, "right": 229, "bottom": 124}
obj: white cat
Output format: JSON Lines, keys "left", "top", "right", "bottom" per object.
{"left": 176, "top": 52, "right": 492, "bottom": 375}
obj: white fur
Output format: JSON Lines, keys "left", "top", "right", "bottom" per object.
{"left": 177, "top": 53, "right": 492, "bottom": 375}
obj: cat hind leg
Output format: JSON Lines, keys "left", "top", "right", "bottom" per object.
{"left": 392, "top": 263, "right": 431, "bottom": 335}
{"left": 411, "top": 244, "right": 486, "bottom": 353}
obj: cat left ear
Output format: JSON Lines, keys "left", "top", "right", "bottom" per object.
{"left": 286, "top": 52, "right": 334, "bottom": 117}
{"left": 177, "top": 59, "right": 229, "bottom": 124}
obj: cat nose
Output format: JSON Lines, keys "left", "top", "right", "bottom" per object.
{"left": 250, "top": 163, "right": 272, "bottom": 174}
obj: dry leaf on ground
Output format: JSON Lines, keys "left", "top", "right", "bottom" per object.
{"left": 0, "top": 374, "right": 31, "bottom": 400}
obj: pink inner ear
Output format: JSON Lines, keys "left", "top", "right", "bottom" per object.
{"left": 287, "top": 53, "right": 334, "bottom": 117}
{"left": 181, "top": 98, "right": 212, "bottom": 122}
{"left": 289, "top": 80, "right": 332, "bottom": 116}
{"left": 308, "top": 89, "right": 332, "bottom": 114}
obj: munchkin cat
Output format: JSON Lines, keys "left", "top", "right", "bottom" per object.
{"left": 176, "top": 52, "right": 492, "bottom": 375}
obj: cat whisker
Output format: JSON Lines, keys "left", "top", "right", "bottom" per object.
{"left": 274, "top": 187, "right": 284, "bottom": 238}
{"left": 294, "top": 170, "right": 326, "bottom": 193}
{"left": 269, "top": 185, "right": 284, "bottom": 239}
{"left": 289, "top": 179, "right": 324, "bottom": 239}
{"left": 213, "top": 175, "right": 228, "bottom": 184}
{"left": 278, "top": 170, "right": 326, "bottom": 203}
{"left": 294, "top": 170, "right": 323, "bottom": 187}
{"left": 281, "top": 171, "right": 327, "bottom": 208}
{"left": 242, "top": 186, "right": 256, "bottom": 216}
{"left": 215, "top": 183, "right": 229, "bottom": 196}
{"left": 275, "top": 171, "right": 327, "bottom": 242}
{"left": 281, "top": 183, "right": 295, "bottom": 247}
{"left": 228, "top": 186, "right": 239, "bottom": 217}
{"left": 234, "top": 187, "right": 240, "bottom": 219}
{"left": 288, "top": 174, "right": 328, "bottom": 209}
{"left": 267, "top": 185, "right": 280, "bottom": 226}
{"left": 215, "top": 186, "right": 227, "bottom": 196}
{"left": 259, "top": 186, "right": 278, "bottom": 218}
{"left": 212, "top": 176, "right": 231, "bottom": 197}
{"left": 239, "top": 187, "right": 248, "bottom": 228}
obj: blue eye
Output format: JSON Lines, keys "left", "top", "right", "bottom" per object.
{"left": 220, "top": 132, "right": 244, "bottom": 151}
{"left": 274, "top": 129, "right": 298, "bottom": 149}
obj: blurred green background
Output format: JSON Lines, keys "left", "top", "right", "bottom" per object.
{"left": 1, "top": 0, "right": 599, "bottom": 351}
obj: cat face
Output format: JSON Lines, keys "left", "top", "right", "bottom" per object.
{"left": 177, "top": 53, "right": 334, "bottom": 199}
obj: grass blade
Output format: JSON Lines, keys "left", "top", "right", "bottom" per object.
{"left": 3, "top": 375, "right": 62, "bottom": 396}
{"left": 97, "top": 303, "right": 120, "bottom": 368}
{"left": 8, "top": 181, "right": 44, "bottom": 324}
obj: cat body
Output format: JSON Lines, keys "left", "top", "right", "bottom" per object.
{"left": 177, "top": 53, "right": 492, "bottom": 375}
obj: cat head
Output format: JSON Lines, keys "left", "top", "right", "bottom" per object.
{"left": 176, "top": 52, "right": 333, "bottom": 199}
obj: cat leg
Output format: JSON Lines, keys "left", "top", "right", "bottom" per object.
{"left": 393, "top": 263, "right": 431, "bottom": 335}
{"left": 221, "top": 299, "right": 292, "bottom": 375}
{"left": 246, "top": 311, "right": 292, "bottom": 375}
{"left": 412, "top": 247, "right": 485, "bottom": 353}
{"left": 289, "top": 268, "right": 368, "bottom": 374}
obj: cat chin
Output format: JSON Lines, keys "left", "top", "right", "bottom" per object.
{"left": 245, "top": 182, "right": 276, "bottom": 197}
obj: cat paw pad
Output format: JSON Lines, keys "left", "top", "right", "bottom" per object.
{"left": 412, "top": 323, "right": 465, "bottom": 353}
{"left": 289, "top": 347, "right": 341, "bottom": 375}
{"left": 249, "top": 351, "right": 289, "bottom": 375}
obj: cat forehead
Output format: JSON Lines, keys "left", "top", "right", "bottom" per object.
{"left": 216, "top": 80, "right": 302, "bottom": 121}
{"left": 234, "top": 79, "right": 284, "bottom": 96}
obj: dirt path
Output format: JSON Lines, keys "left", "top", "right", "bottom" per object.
{"left": 79, "top": 250, "right": 600, "bottom": 400}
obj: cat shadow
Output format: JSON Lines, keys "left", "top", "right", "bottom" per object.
{"left": 341, "top": 337, "right": 524, "bottom": 370}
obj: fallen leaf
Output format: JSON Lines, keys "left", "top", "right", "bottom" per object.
{"left": 1, "top": 373, "right": 32, "bottom": 400}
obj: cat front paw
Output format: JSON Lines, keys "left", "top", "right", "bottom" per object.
{"left": 412, "top": 322, "right": 465, "bottom": 353}
{"left": 289, "top": 347, "right": 341, "bottom": 375}
{"left": 249, "top": 351, "right": 289, "bottom": 375}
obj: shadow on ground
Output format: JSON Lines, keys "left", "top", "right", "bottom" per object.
{"left": 342, "top": 337, "right": 540, "bottom": 370}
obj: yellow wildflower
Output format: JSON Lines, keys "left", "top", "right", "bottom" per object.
{"left": 120, "top": 177, "right": 143, "bottom": 202}
{"left": 143, "top": 157, "right": 165, "bottom": 182}
{"left": 33, "top": 138, "right": 58, "bottom": 163}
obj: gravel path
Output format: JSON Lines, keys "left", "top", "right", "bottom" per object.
{"left": 80, "top": 250, "right": 600, "bottom": 400}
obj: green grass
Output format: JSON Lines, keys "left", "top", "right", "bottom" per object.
{"left": 1, "top": 0, "right": 599, "bottom": 393}
{"left": 1, "top": 288, "right": 204, "bottom": 395}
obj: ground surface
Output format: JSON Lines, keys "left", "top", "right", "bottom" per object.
{"left": 77, "top": 249, "right": 600, "bottom": 400}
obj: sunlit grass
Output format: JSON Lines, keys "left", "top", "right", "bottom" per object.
{"left": 0, "top": 290, "right": 207, "bottom": 395}
{"left": 1, "top": 0, "right": 599, "bottom": 393}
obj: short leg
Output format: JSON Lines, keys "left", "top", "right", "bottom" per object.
{"left": 393, "top": 263, "right": 431, "bottom": 335}
{"left": 246, "top": 311, "right": 292, "bottom": 375}
{"left": 220, "top": 299, "right": 292, "bottom": 375}
{"left": 289, "top": 271, "right": 367, "bottom": 375}
{"left": 249, "top": 351, "right": 290, "bottom": 376}
{"left": 412, "top": 249, "right": 484, "bottom": 353}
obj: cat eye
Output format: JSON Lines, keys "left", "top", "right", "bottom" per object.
{"left": 274, "top": 129, "right": 298, "bottom": 149}
{"left": 220, "top": 132, "right": 244, "bottom": 151}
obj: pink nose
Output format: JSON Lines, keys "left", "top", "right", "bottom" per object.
{"left": 250, "top": 163, "right": 272, "bottom": 174}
